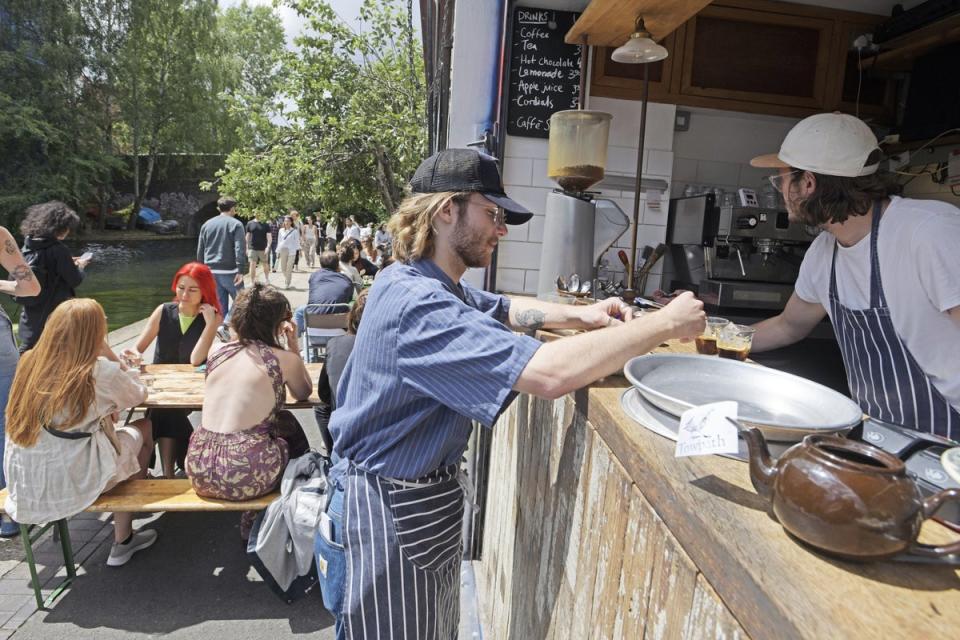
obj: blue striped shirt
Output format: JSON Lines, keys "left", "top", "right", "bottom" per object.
{"left": 328, "top": 259, "right": 541, "bottom": 480}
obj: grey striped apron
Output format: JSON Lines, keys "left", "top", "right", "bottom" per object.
{"left": 340, "top": 463, "right": 464, "bottom": 640}
{"left": 829, "top": 201, "right": 959, "bottom": 440}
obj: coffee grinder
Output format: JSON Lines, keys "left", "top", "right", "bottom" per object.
{"left": 536, "top": 110, "right": 630, "bottom": 299}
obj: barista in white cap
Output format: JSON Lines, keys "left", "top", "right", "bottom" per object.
{"left": 750, "top": 112, "right": 960, "bottom": 440}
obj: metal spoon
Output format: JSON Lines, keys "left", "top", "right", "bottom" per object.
{"left": 579, "top": 280, "right": 592, "bottom": 295}
{"left": 556, "top": 274, "right": 567, "bottom": 292}
{"left": 568, "top": 273, "right": 580, "bottom": 293}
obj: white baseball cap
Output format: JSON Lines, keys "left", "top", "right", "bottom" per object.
{"left": 750, "top": 112, "right": 881, "bottom": 177}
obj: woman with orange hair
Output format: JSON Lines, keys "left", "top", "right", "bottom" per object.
{"left": 123, "top": 262, "right": 222, "bottom": 478}
{"left": 4, "top": 299, "right": 156, "bottom": 567}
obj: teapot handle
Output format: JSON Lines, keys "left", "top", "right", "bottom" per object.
{"left": 907, "top": 488, "right": 960, "bottom": 558}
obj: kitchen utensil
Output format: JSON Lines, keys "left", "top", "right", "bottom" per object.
{"left": 623, "top": 354, "right": 862, "bottom": 440}
{"left": 617, "top": 249, "right": 631, "bottom": 271}
{"left": 735, "top": 421, "right": 960, "bottom": 561}
{"left": 568, "top": 273, "right": 580, "bottom": 293}
{"left": 635, "top": 243, "right": 666, "bottom": 281}
{"left": 578, "top": 280, "right": 592, "bottom": 295}
{"left": 556, "top": 274, "right": 567, "bottom": 292}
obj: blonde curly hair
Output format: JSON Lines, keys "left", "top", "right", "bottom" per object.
{"left": 387, "top": 191, "right": 471, "bottom": 263}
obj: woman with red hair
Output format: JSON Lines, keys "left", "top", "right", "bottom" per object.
{"left": 123, "top": 262, "right": 222, "bottom": 477}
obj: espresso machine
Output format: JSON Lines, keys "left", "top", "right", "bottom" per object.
{"left": 663, "top": 194, "right": 818, "bottom": 312}
{"left": 536, "top": 110, "right": 629, "bottom": 299}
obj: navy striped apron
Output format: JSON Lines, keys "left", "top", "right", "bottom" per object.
{"left": 829, "top": 201, "right": 959, "bottom": 440}
{"left": 339, "top": 463, "right": 464, "bottom": 640}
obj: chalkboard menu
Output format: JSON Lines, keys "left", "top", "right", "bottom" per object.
{"left": 506, "top": 8, "right": 581, "bottom": 139}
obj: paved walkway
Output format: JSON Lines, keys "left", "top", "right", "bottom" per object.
{"left": 0, "top": 265, "right": 337, "bottom": 639}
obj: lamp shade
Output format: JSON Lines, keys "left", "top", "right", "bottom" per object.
{"left": 611, "top": 31, "right": 668, "bottom": 64}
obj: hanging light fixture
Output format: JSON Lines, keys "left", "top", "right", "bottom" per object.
{"left": 612, "top": 15, "right": 667, "bottom": 294}
{"left": 611, "top": 16, "right": 668, "bottom": 64}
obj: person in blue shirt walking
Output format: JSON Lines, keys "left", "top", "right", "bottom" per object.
{"left": 318, "top": 148, "right": 705, "bottom": 639}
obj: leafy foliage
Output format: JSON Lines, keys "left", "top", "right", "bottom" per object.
{"left": 0, "top": 0, "right": 287, "bottom": 229}
{"left": 209, "top": 0, "right": 426, "bottom": 223}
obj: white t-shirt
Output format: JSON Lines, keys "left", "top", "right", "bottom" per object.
{"left": 276, "top": 227, "right": 300, "bottom": 253}
{"left": 794, "top": 196, "right": 960, "bottom": 409}
{"left": 345, "top": 224, "right": 361, "bottom": 241}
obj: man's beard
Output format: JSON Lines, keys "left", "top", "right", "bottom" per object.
{"left": 451, "top": 213, "right": 493, "bottom": 268}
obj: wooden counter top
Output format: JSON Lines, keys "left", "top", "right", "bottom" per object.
{"left": 579, "top": 340, "right": 960, "bottom": 639}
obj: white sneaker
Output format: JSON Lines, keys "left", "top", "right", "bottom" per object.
{"left": 107, "top": 529, "right": 158, "bottom": 567}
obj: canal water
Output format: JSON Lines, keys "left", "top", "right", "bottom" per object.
{"left": 1, "top": 238, "right": 197, "bottom": 333}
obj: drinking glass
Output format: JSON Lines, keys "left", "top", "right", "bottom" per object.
{"left": 717, "top": 324, "right": 756, "bottom": 361}
{"left": 695, "top": 316, "right": 729, "bottom": 355}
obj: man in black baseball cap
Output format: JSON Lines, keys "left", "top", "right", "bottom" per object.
{"left": 316, "top": 148, "right": 705, "bottom": 637}
{"left": 409, "top": 147, "right": 533, "bottom": 225}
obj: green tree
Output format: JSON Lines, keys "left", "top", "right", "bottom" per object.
{"left": 114, "top": 0, "right": 220, "bottom": 229}
{"left": 0, "top": 0, "right": 122, "bottom": 228}
{"left": 210, "top": 0, "right": 426, "bottom": 222}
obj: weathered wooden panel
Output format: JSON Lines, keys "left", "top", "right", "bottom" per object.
{"left": 477, "top": 394, "right": 745, "bottom": 640}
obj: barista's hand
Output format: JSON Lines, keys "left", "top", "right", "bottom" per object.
{"left": 581, "top": 298, "right": 635, "bottom": 329}
{"left": 658, "top": 291, "right": 706, "bottom": 341}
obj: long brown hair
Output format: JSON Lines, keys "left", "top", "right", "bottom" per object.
{"left": 388, "top": 191, "right": 470, "bottom": 263}
{"left": 6, "top": 299, "right": 107, "bottom": 446}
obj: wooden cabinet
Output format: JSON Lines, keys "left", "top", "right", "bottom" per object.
{"left": 589, "top": 0, "right": 900, "bottom": 121}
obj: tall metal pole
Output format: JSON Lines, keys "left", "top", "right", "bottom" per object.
{"left": 627, "top": 62, "right": 649, "bottom": 291}
{"left": 578, "top": 34, "right": 588, "bottom": 109}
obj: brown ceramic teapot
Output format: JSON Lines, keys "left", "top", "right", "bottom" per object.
{"left": 738, "top": 424, "right": 960, "bottom": 561}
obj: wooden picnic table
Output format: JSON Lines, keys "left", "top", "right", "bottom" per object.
{"left": 136, "top": 363, "right": 324, "bottom": 409}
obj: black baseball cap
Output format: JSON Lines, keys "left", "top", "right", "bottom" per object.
{"left": 409, "top": 148, "right": 533, "bottom": 225}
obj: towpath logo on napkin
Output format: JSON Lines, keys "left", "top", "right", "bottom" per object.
{"left": 675, "top": 401, "right": 739, "bottom": 457}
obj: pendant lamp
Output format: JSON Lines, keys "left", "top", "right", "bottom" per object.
{"left": 611, "top": 17, "right": 668, "bottom": 64}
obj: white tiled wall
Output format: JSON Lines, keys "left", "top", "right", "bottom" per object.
{"left": 496, "top": 98, "right": 677, "bottom": 296}
{"left": 671, "top": 107, "right": 800, "bottom": 199}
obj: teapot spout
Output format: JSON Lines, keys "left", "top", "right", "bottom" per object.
{"left": 731, "top": 421, "right": 778, "bottom": 501}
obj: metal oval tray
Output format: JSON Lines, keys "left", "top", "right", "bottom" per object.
{"left": 624, "top": 354, "right": 862, "bottom": 440}
{"left": 619, "top": 388, "right": 793, "bottom": 461}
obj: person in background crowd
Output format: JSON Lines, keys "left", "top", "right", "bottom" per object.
{"left": 0, "top": 223, "right": 41, "bottom": 537}
{"left": 326, "top": 215, "right": 338, "bottom": 243}
{"left": 750, "top": 113, "right": 960, "bottom": 439}
{"left": 314, "top": 289, "right": 367, "bottom": 455}
{"left": 301, "top": 215, "right": 319, "bottom": 269}
{"left": 197, "top": 196, "right": 247, "bottom": 341}
{"left": 344, "top": 216, "right": 361, "bottom": 242}
{"left": 359, "top": 223, "right": 372, "bottom": 242}
{"left": 268, "top": 217, "right": 280, "bottom": 268}
{"left": 16, "top": 201, "right": 89, "bottom": 352}
{"left": 319, "top": 148, "right": 704, "bottom": 637}
{"left": 345, "top": 238, "right": 378, "bottom": 277}
{"left": 374, "top": 223, "right": 390, "bottom": 247}
{"left": 275, "top": 216, "right": 300, "bottom": 289}
{"left": 293, "top": 250, "right": 355, "bottom": 335}
{"left": 337, "top": 243, "right": 362, "bottom": 290}
{"left": 124, "top": 263, "right": 222, "bottom": 478}
{"left": 185, "top": 284, "right": 311, "bottom": 539}
{"left": 4, "top": 299, "right": 156, "bottom": 566}
{"left": 375, "top": 255, "right": 394, "bottom": 277}
{"left": 290, "top": 210, "right": 303, "bottom": 272}
{"left": 245, "top": 216, "right": 272, "bottom": 285}
{"left": 360, "top": 237, "right": 380, "bottom": 267}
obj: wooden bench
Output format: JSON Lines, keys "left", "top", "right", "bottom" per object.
{"left": 0, "top": 480, "right": 279, "bottom": 610}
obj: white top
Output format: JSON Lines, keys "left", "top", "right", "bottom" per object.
{"left": 345, "top": 224, "right": 361, "bottom": 241}
{"left": 276, "top": 227, "right": 301, "bottom": 253}
{"left": 4, "top": 359, "right": 147, "bottom": 523}
{"left": 301, "top": 224, "right": 318, "bottom": 244}
{"left": 340, "top": 261, "right": 363, "bottom": 287}
{"left": 375, "top": 229, "right": 390, "bottom": 245}
{"left": 794, "top": 196, "right": 960, "bottom": 409}
{"left": 326, "top": 222, "right": 337, "bottom": 238}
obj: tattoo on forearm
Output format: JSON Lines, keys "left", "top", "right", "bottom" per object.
{"left": 11, "top": 264, "right": 33, "bottom": 282}
{"left": 516, "top": 309, "right": 546, "bottom": 330}
{"left": 4, "top": 239, "right": 17, "bottom": 255}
